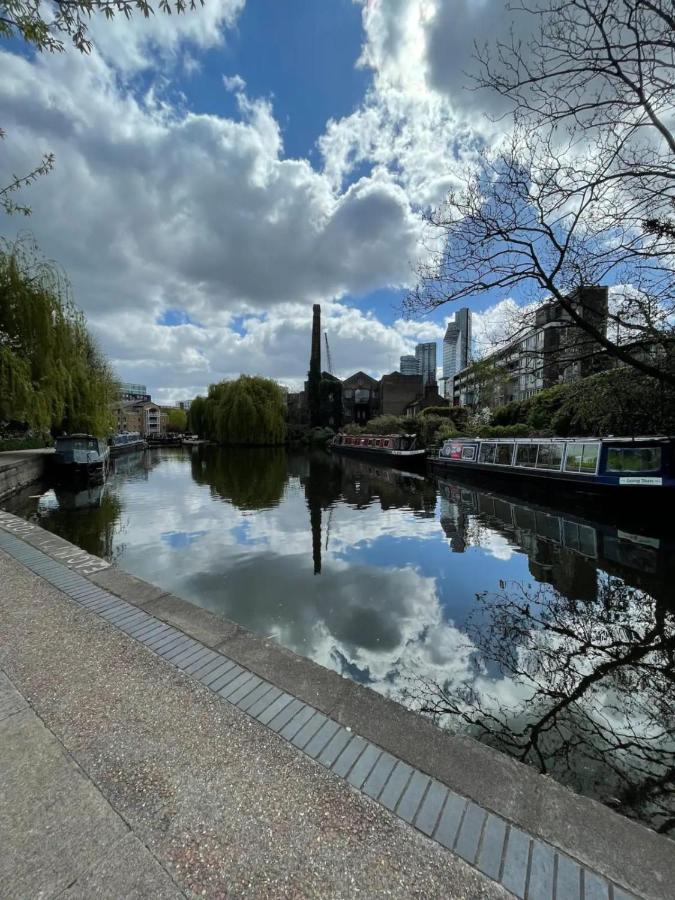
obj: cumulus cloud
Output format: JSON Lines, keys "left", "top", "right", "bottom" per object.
{"left": 0, "top": 0, "right": 538, "bottom": 399}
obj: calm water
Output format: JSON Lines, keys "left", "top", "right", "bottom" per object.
{"left": 7, "top": 446, "right": 674, "bottom": 836}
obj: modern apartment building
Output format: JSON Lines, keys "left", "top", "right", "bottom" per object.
{"left": 453, "top": 288, "right": 608, "bottom": 408}
{"left": 442, "top": 308, "right": 471, "bottom": 397}
{"left": 119, "top": 382, "right": 150, "bottom": 402}
{"left": 112, "top": 400, "right": 167, "bottom": 436}
{"left": 399, "top": 355, "right": 419, "bottom": 375}
{"left": 415, "top": 342, "right": 437, "bottom": 386}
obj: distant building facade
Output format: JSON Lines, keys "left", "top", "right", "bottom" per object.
{"left": 415, "top": 342, "right": 437, "bottom": 386}
{"left": 342, "top": 372, "right": 379, "bottom": 424}
{"left": 380, "top": 372, "right": 423, "bottom": 416}
{"left": 399, "top": 355, "right": 419, "bottom": 375}
{"left": 404, "top": 382, "right": 449, "bottom": 418}
{"left": 453, "top": 287, "right": 609, "bottom": 408}
{"left": 119, "top": 382, "right": 150, "bottom": 402}
{"left": 112, "top": 400, "right": 167, "bottom": 436}
{"left": 442, "top": 308, "right": 471, "bottom": 397}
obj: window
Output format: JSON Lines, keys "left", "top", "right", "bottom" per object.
{"left": 515, "top": 443, "right": 538, "bottom": 467}
{"left": 479, "top": 443, "right": 496, "bottom": 464}
{"left": 344, "top": 389, "right": 354, "bottom": 399}
{"left": 375, "top": 439, "right": 382, "bottom": 447}
{"left": 461, "top": 446, "right": 476, "bottom": 461}
{"left": 536, "top": 443, "right": 564, "bottom": 470}
{"left": 495, "top": 443, "right": 514, "bottom": 465}
{"left": 606, "top": 447, "right": 662, "bottom": 473}
{"left": 564, "top": 443, "right": 600, "bottom": 474}
{"left": 382, "top": 439, "right": 390, "bottom": 448}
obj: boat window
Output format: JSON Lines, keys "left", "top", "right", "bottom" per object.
{"left": 495, "top": 443, "right": 514, "bottom": 465}
{"left": 536, "top": 442, "right": 564, "bottom": 470}
{"left": 461, "top": 446, "right": 476, "bottom": 461}
{"left": 564, "top": 442, "right": 600, "bottom": 474}
{"left": 382, "top": 439, "right": 390, "bottom": 448}
{"left": 478, "top": 442, "right": 496, "bottom": 464}
{"left": 606, "top": 447, "right": 662, "bottom": 473}
{"left": 375, "top": 439, "right": 382, "bottom": 447}
{"left": 515, "top": 443, "right": 538, "bottom": 467}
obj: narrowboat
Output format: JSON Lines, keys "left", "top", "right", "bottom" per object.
{"left": 108, "top": 431, "right": 147, "bottom": 456}
{"left": 53, "top": 434, "right": 110, "bottom": 481}
{"left": 429, "top": 436, "right": 675, "bottom": 498}
{"left": 331, "top": 432, "right": 426, "bottom": 470}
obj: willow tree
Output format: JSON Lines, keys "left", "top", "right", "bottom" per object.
{"left": 198, "top": 376, "right": 286, "bottom": 446}
{"left": 0, "top": 236, "right": 117, "bottom": 436}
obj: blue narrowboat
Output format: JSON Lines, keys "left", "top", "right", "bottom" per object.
{"left": 429, "top": 436, "right": 675, "bottom": 497}
{"left": 53, "top": 434, "right": 110, "bottom": 481}
{"left": 108, "top": 431, "right": 147, "bottom": 456}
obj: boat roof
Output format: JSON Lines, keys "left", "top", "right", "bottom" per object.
{"left": 446, "top": 435, "right": 675, "bottom": 443}
{"left": 56, "top": 433, "right": 99, "bottom": 440}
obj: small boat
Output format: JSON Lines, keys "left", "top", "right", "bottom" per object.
{"left": 146, "top": 434, "right": 182, "bottom": 447}
{"left": 108, "top": 431, "right": 147, "bottom": 456}
{"left": 52, "top": 434, "right": 110, "bottom": 482}
{"left": 429, "top": 435, "right": 675, "bottom": 498}
{"left": 330, "top": 432, "right": 427, "bottom": 470}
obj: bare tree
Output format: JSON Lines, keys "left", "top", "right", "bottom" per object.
{"left": 408, "top": 577, "right": 675, "bottom": 834}
{"left": 408, "top": 0, "right": 675, "bottom": 386}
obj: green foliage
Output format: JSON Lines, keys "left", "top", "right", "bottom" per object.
{"left": 309, "top": 426, "right": 335, "bottom": 446}
{"left": 0, "top": 435, "right": 52, "bottom": 451}
{"left": 195, "top": 375, "right": 286, "bottom": 445}
{"left": 490, "top": 370, "right": 675, "bottom": 437}
{"left": 418, "top": 415, "right": 448, "bottom": 448}
{"left": 166, "top": 407, "right": 187, "bottom": 433}
{"left": 0, "top": 237, "right": 116, "bottom": 437}
{"left": 471, "top": 424, "right": 532, "bottom": 438}
{"left": 0, "top": 0, "right": 204, "bottom": 55}
{"left": 349, "top": 415, "right": 412, "bottom": 436}
{"left": 419, "top": 406, "right": 450, "bottom": 417}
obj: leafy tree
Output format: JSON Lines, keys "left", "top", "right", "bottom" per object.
{"left": 196, "top": 375, "right": 286, "bottom": 446}
{"left": 165, "top": 407, "right": 187, "bottom": 433}
{"left": 0, "top": 235, "right": 117, "bottom": 436}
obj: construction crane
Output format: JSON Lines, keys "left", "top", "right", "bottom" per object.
{"left": 324, "top": 332, "right": 334, "bottom": 375}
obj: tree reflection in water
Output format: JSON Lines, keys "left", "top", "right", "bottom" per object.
{"left": 410, "top": 576, "right": 675, "bottom": 835}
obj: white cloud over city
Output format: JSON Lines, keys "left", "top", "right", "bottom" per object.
{"left": 0, "top": 0, "right": 520, "bottom": 400}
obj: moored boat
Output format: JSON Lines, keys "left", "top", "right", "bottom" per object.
{"left": 108, "top": 431, "right": 147, "bottom": 456}
{"left": 53, "top": 434, "right": 110, "bottom": 482}
{"left": 429, "top": 435, "right": 675, "bottom": 498}
{"left": 330, "top": 432, "right": 426, "bottom": 470}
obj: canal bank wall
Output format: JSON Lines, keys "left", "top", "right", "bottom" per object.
{"left": 0, "top": 449, "right": 53, "bottom": 501}
{"left": 0, "top": 507, "right": 671, "bottom": 899}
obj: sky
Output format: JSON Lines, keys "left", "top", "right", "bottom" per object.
{"left": 0, "top": 0, "right": 529, "bottom": 402}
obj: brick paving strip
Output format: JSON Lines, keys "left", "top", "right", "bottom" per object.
{"left": 0, "top": 511, "right": 669, "bottom": 899}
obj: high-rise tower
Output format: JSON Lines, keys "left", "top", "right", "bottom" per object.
{"left": 442, "top": 307, "right": 472, "bottom": 397}
{"left": 415, "top": 342, "right": 437, "bottom": 386}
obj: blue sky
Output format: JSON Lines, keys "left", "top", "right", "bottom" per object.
{"left": 0, "top": 0, "right": 524, "bottom": 400}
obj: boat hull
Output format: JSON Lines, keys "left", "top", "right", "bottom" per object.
{"left": 109, "top": 440, "right": 147, "bottom": 457}
{"left": 428, "top": 455, "right": 674, "bottom": 528}
{"left": 330, "top": 442, "right": 427, "bottom": 471}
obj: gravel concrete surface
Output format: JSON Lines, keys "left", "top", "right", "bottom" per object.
{"left": 0, "top": 550, "right": 512, "bottom": 900}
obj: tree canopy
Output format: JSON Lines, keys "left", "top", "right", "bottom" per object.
{"left": 189, "top": 376, "right": 286, "bottom": 446}
{"left": 0, "top": 236, "right": 117, "bottom": 436}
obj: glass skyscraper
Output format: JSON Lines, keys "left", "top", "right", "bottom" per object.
{"left": 415, "top": 342, "right": 437, "bottom": 385}
{"left": 442, "top": 308, "right": 471, "bottom": 397}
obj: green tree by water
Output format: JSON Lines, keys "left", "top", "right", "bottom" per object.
{"left": 166, "top": 407, "right": 187, "bottom": 433}
{"left": 0, "top": 237, "right": 117, "bottom": 436}
{"left": 190, "top": 376, "right": 286, "bottom": 445}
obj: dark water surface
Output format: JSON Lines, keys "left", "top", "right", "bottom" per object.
{"left": 7, "top": 446, "right": 674, "bottom": 836}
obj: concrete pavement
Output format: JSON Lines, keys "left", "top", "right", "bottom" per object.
{"left": 0, "top": 550, "right": 509, "bottom": 899}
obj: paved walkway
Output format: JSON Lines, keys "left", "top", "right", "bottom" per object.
{"left": 0, "top": 544, "right": 507, "bottom": 899}
{"left": 0, "top": 512, "right": 667, "bottom": 900}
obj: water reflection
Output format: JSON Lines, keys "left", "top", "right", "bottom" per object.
{"left": 5, "top": 445, "right": 674, "bottom": 835}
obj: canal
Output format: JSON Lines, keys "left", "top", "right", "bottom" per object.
{"left": 6, "top": 445, "right": 674, "bottom": 838}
